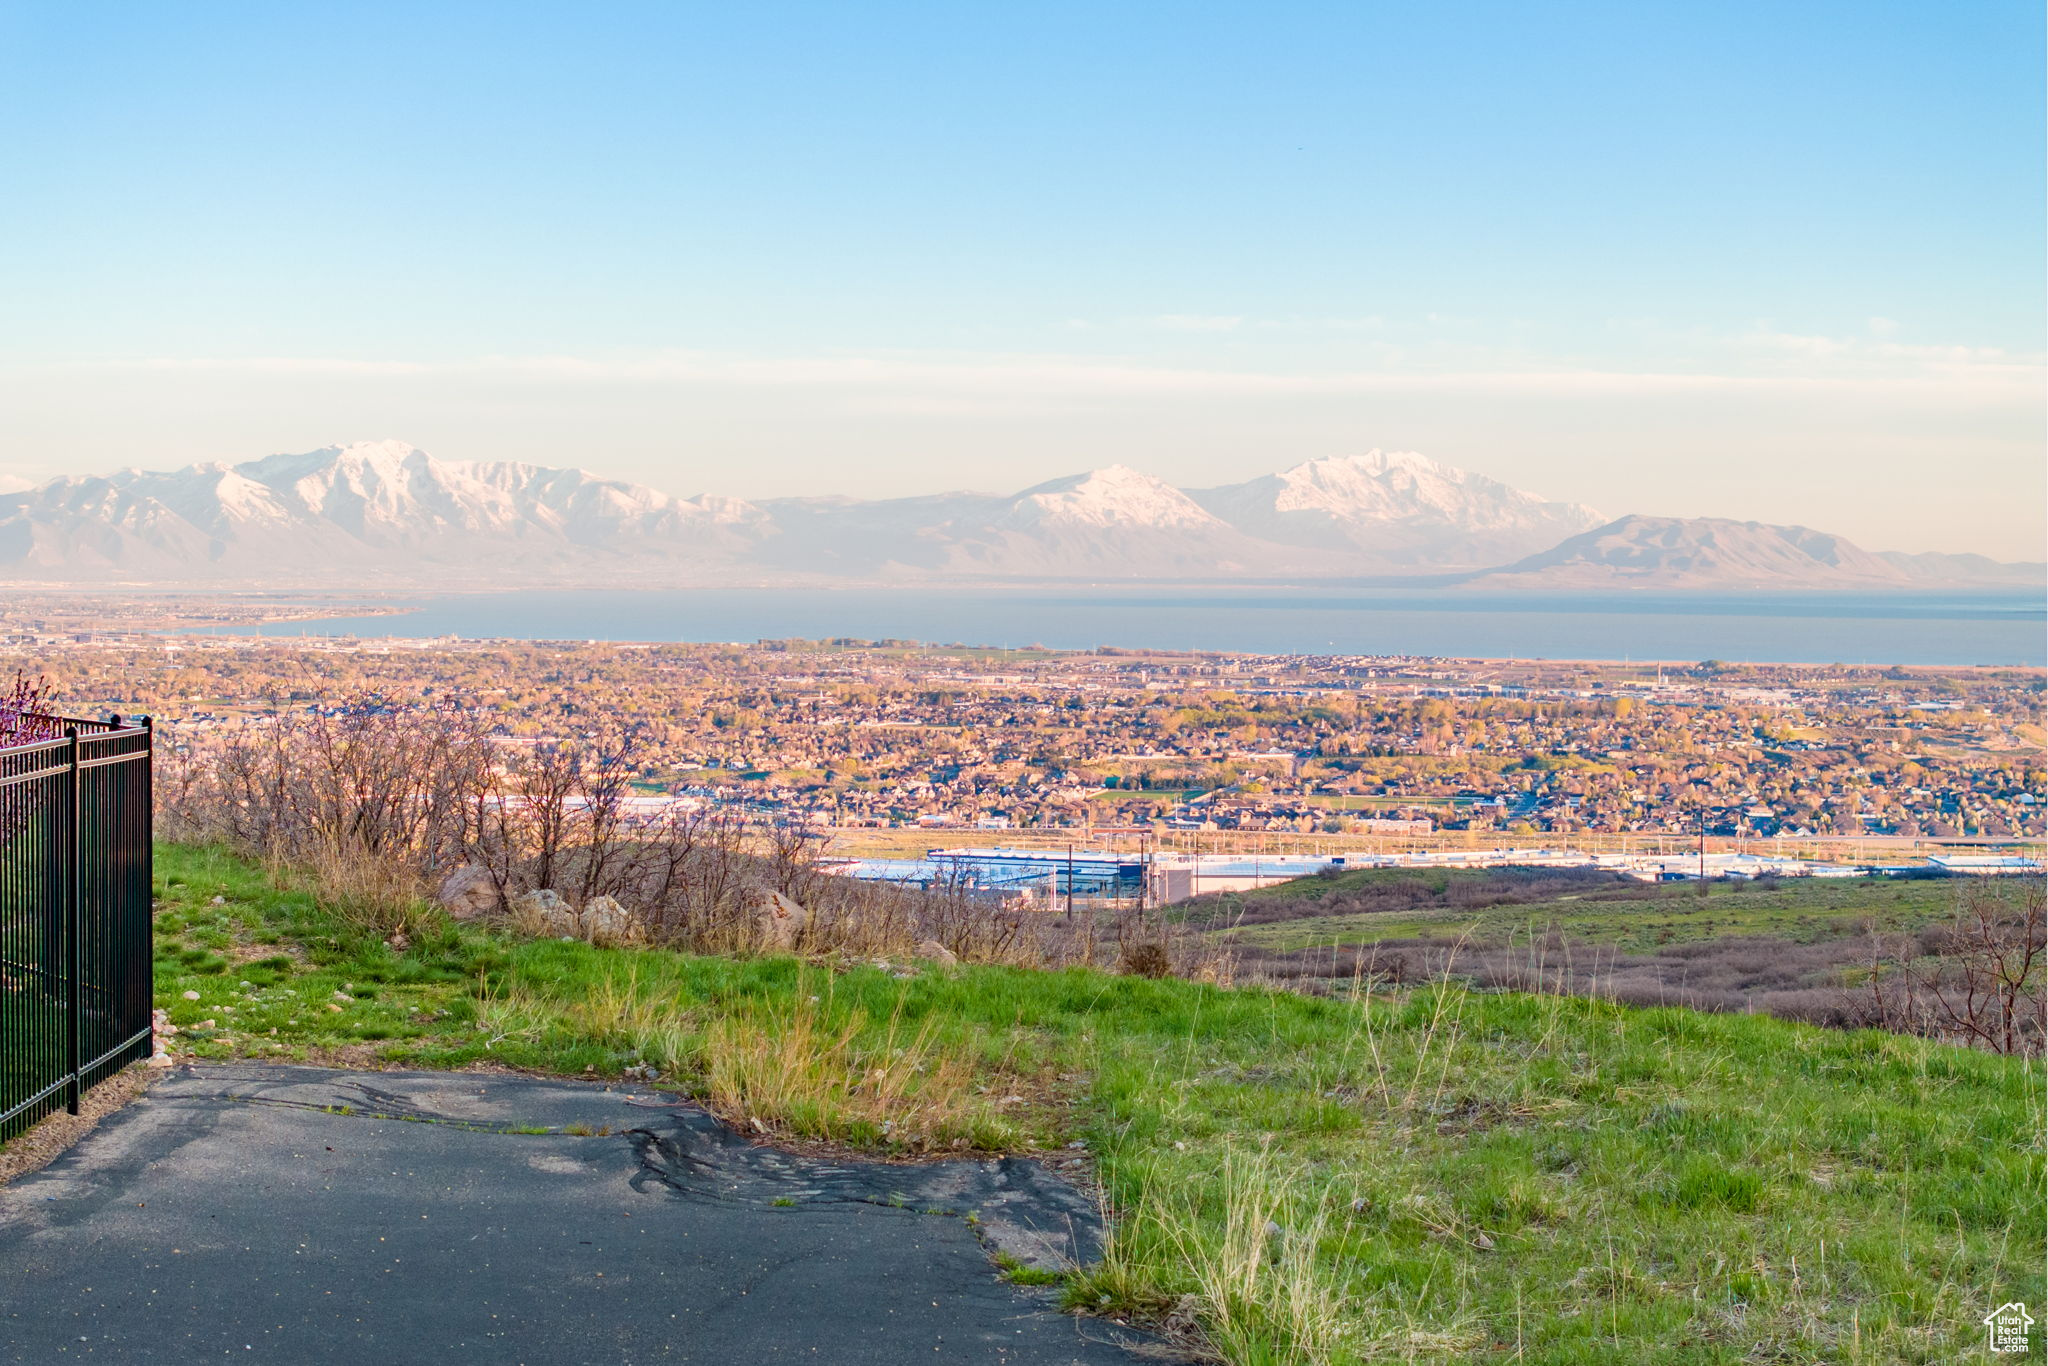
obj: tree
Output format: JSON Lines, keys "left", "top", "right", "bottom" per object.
{"left": 0, "top": 670, "right": 59, "bottom": 747}
{"left": 1861, "top": 880, "right": 2045, "bottom": 1056}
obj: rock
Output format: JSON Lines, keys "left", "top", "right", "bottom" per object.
{"left": 510, "top": 888, "right": 578, "bottom": 937}
{"left": 580, "top": 895, "right": 635, "bottom": 946}
{"left": 436, "top": 864, "right": 501, "bottom": 920}
{"left": 181, "top": 989, "right": 200, "bottom": 1001}
{"left": 149, "top": 1006, "right": 173, "bottom": 1068}
{"left": 753, "top": 891, "right": 808, "bottom": 952}
{"left": 914, "top": 939, "right": 958, "bottom": 966}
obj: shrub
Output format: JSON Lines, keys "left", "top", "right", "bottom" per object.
{"left": 162, "top": 695, "right": 1223, "bottom": 977}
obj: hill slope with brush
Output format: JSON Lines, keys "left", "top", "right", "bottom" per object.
{"left": 124, "top": 843, "right": 2046, "bottom": 1365}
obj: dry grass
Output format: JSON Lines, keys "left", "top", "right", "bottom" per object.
{"left": 282, "top": 842, "right": 437, "bottom": 940}
{"left": 474, "top": 963, "right": 1024, "bottom": 1153}
{"left": 1161, "top": 1153, "right": 1358, "bottom": 1365}
{"left": 703, "top": 988, "right": 1014, "bottom": 1151}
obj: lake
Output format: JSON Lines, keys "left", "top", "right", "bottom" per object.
{"left": 193, "top": 586, "right": 2046, "bottom": 666}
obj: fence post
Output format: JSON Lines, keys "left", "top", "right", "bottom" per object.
{"left": 143, "top": 718, "right": 155, "bottom": 1062}
{"left": 64, "top": 726, "right": 81, "bottom": 1116}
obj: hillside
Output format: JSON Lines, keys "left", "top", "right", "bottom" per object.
{"left": 1879, "top": 547, "right": 2048, "bottom": 586}
{"left": 1474, "top": 514, "right": 1922, "bottom": 589}
{"left": 131, "top": 841, "right": 2043, "bottom": 1365}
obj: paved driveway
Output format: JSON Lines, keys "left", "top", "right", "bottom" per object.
{"left": 0, "top": 1065, "right": 1163, "bottom": 1364}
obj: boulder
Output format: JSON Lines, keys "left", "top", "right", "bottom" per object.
{"left": 510, "top": 888, "right": 579, "bottom": 937}
{"left": 581, "top": 895, "right": 635, "bottom": 946}
{"left": 914, "top": 938, "right": 958, "bottom": 966}
{"left": 436, "top": 864, "right": 502, "bottom": 920}
{"left": 754, "top": 890, "right": 809, "bottom": 952}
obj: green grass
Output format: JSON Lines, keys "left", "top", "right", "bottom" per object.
{"left": 152, "top": 849, "right": 504, "bottom": 1057}
{"left": 1208, "top": 870, "right": 1961, "bottom": 954}
{"left": 146, "top": 843, "right": 2042, "bottom": 1364}
{"left": 994, "top": 1250, "right": 1070, "bottom": 1286}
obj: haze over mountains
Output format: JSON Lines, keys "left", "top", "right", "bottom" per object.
{"left": 1, "top": 440, "right": 2036, "bottom": 590}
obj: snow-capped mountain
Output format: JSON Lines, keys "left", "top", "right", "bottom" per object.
{"left": 751, "top": 466, "right": 1310, "bottom": 577}
{"left": 999, "top": 466, "right": 1221, "bottom": 531}
{"left": 0, "top": 441, "right": 763, "bottom": 579}
{"left": 0, "top": 441, "right": 2032, "bottom": 589}
{"left": 1187, "top": 450, "right": 1604, "bottom": 568}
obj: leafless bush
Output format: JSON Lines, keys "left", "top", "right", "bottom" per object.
{"left": 161, "top": 698, "right": 491, "bottom": 871}
{"left": 161, "top": 699, "right": 493, "bottom": 934}
{"left": 1854, "top": 880, "right": 2045, "bottom": 1055}
{"left": 160, "top": 696, "right": 1226, "bottom": 977}
{"left": 1117, "top": 934, "right": 1173, "bottom": 979}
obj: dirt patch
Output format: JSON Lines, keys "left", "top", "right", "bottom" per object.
{"left": 0, "top": 1065, "right": 158, "bottom": 1188}
{"left": 224, "top": 941, "right": 308, "bottom": 967}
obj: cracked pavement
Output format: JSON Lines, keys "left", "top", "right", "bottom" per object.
{"left": 0, "top": 1065, "right": 1165, "bottom": 1363}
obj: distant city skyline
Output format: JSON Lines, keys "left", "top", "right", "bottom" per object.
{"left": 2, "top": 3, "right": 2040, "bottom": 558}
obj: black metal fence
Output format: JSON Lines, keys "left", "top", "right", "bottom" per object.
{"left": 0, "top": 715, "right": 154, "bottom": 1140}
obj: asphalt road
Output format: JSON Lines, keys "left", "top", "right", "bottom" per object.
{"left": 0, "top": 1065, "right": 1164, "bottom": 1364}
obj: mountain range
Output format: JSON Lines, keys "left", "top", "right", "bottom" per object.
{"left": 0, "top": 440, "right": 2035, "bottom": 591}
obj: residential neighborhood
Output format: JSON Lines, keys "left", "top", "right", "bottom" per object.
{"left": 24, "top": 632, "right": 2043, "bottom": 850}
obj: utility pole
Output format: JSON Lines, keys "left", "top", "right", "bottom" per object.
{"left": 1698, "top": 805, "right": 1708, "bottom": 896}
{"left": 1065, "top": 841, "right": 1074, "bottom": 920}
{"left": 1138, "top": 829, "right": 1150, "bottom": 920}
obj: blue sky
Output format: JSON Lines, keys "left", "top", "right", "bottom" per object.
{"left": 2, "top": 2, "right": 2041, "bottom": 555}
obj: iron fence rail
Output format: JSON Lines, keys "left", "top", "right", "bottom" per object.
{"left": 0, "top": 714, "right": 153, "bottom": 1140}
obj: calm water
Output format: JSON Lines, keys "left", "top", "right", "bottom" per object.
{"left": 194, "top": 586, "right": 2046, "bottom": 666}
